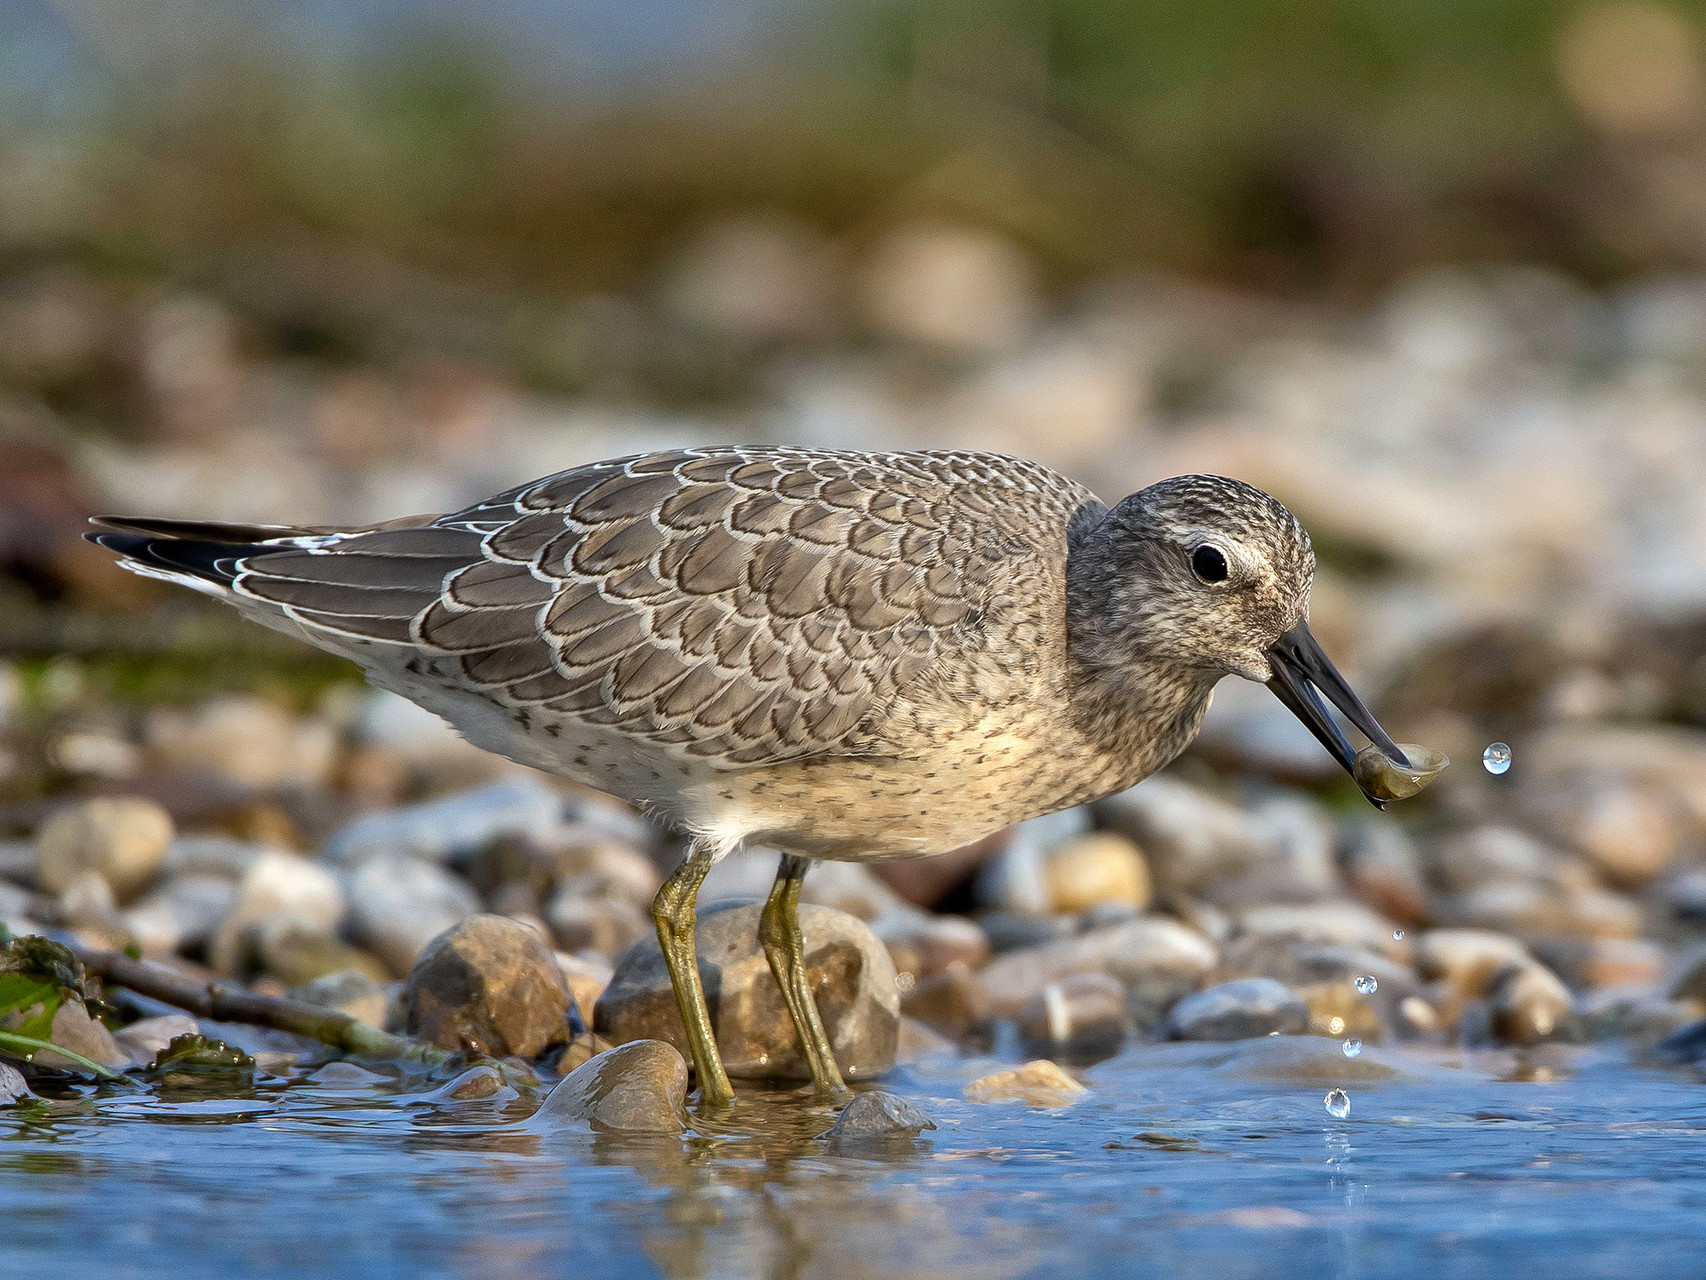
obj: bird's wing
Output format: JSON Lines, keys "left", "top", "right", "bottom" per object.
{"left": 229, "top": 447, "right": 1095, "bottom": 768}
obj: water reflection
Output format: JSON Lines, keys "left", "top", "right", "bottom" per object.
{"left": 3, "top": 1040, "right": 1706, "bottom": 1276}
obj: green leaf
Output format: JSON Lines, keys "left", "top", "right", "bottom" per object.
{"left": 0, "top": 972, "right": 62, "bottom": 1042}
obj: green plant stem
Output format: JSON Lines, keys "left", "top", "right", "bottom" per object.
{"left": 0, "top": 1028, "right": 123, "bottom": 1079}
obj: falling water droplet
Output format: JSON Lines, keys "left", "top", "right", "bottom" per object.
{"left": 1342, "top": 1038, "right": 1363, "bottom": 1058}
{"left": 1392, "top": 928, "right": 1405, "bottom": 941}
{"left": 1325, "top": 1089, "right": 1351, "bottom": 1119}
{"left": 1482, "top": 742, "right": 1512, "bottom": 775}
{"left": 1326, "top": 1016, "right": 1345, "bottom": 1036}
{"left": 1354, "top": 975, "right": 1378, "bottom": 995}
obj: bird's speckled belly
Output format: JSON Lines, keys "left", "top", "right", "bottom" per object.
{"left": 696, "top": 702, "right": 1162, "bottom": 862}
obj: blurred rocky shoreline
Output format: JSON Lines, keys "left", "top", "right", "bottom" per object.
{"left": 8, "top": 223, "right": 1706, "bottom": 1102}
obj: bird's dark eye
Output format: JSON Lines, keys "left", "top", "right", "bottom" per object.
{"left": 1191, "top": 545, "right": 1229, "bottom": 583}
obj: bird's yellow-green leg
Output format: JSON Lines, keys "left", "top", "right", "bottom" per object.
{"left": 652, "top": 837, "right": 734, "bottom": 1108}
{"left": 760, "top": 853, "right": 850, "bottom": 1103}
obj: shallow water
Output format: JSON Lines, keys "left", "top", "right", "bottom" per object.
{"left": 5, "top": 1033, "right": 1705, "bottom": 1279}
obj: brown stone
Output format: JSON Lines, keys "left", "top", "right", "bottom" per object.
{"left": 36, "top": 796, "right": 173, "bottom": 902}
{"left": 594, "top": 901, "right": 899, "bottom": 1083}
{"left": 405, "top": 914, "right": 576, "bottom": 1060}
{"left": 530, "top": 1040, "right": 688, "bottom": 1135}
{"left": 964, "top": 1059, "right": 1085, "bottom": 1106}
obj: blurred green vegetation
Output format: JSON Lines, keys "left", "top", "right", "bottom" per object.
{"left": 12, "top": 0, "right": 1706, "bottom": 309}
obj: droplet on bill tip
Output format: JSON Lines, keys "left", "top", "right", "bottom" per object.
{"left": 1342, "top": 1038, "right": 1363, "bottom": 1058}
{"left": 1482, "top": 742, "right": 1512, "bottom": 775}
{"left": 1325, "top": 1089, "right": 1351, "bottom": 1119}
{"left": 1354, "top": 975, "right": 1378, "bottom": 995}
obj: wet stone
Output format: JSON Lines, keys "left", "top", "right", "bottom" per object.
{"left": 825, "top": 1090, "right": 936, "bottom": 1147}
{"left": 37, "top": 999, "right": 131, "bottom": 1073}
{"left": 874, "top": 911, "right": 990, "bottom": 980}
{"left": 531, "top": 1039, "right": 688, "bottom": 1135}
{"left": 1018, "top": 972, "right": 1132, "bottom": 1060}
{"left": 1167, "top": 978, "right": 1308, "bottom": 1042}
{"left": 964, "top": 1059, "right": 1086, "bottom": 1106}
{"left": 406, "top": 914, "right": 576, "bottom": 1060}
{"left": 595, "top": 901, "right": 899, "bottom": 1083}
{"left": 36, "top": 796, "right": 174, "bottom": 901}
{"left": 0, "top": 1062, "right": 32, "bottom": 1106}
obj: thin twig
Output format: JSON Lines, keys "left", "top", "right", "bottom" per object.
{"left": 68, "top": 944, "right": 460, "bottom": 1069}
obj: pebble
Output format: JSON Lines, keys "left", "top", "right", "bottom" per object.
{"left": 1488, "top": 961, "right": 1574, "bottom": 1044}
{"left": 347, "top": 853, "right": 480, "bottom": 977}
{"left": 1338, "top": 818, "right": 1429, "bottom": 925}
{"left": 873, "top": 911, "right": 991, "bottom": 980}
{"left": 0, "top": 1062, "right": 32, "bottom": 1105}
{"left": 1234, "top": 901, "right": 1405, "bottom": 957}
{"left": 975, "top": 916, "right": 1218, "bottom": 1019}
{"left": 323, "top": 778, "right": 569, "bottom": 867}
{"left": 209, "top": 850, "right": 346, "bottom": 977}
{"left": 35, "top": 999, "right": 132, "bottom": 1073}
{"left": 543, "top": 887, "right": 651, "bottom": 958}
{"left": 405, "top": 914, "right": 577, "bottom": 1060}
{"left": 595, "top": 901, "right": 899, "bottom": 1083}
{"left": 113, "top": 1014, "right": 200, "bottom": 1065}
{"left": 146, "top": 695, "right": 337, "bottom": 791}
{"left": 1042, "top": 833, "right": 1152, "bottom": 915}
{"left": 1096, "top": 777, "right": 1268, "bottom": 894}
{"left": 1017, "top": 972, "right": 1132, "bottom": 1059}
{"left": 1534, "top": 937, "right": 1665, "bottom": 991}
{"left": 554, "top": 1032, "right": 615, "bottom": 1074}
{"left": 824, "top": 1091, "right": 936, "bottom": 1147}
{"left": 1415, "top": 929, "right": 1533, "bottom": 998}
{"left": 964, "top": 1059, "right": 1086, "bottom": 1106}
{"left": 530, "top": 1040, "right": 688, "bottom": 1135}
{"left": 35, "top": 796, "right": 174, "bottom": 901}
{"left": 290, "top": 969, "right": 391, "bottom": 1028}
{"left": 257, "top": 918, "right": 389, "bottom": 987}
{"left": 1550, "top": 783, "right": 1681, "bottom": 887}
{"left": 1167, "top": 978, "right": 1309, "bottom": 1042}
{"left": 555, "top": 951, "right": 613, "bottom": 1026}
{"left": 898, "top": 959, "right": 992, "bottom": 1040}
{"left": 121, "top": 875, "right": 238, "bottom": 957}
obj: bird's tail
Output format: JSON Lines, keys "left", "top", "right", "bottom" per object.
{"left": 84, "top": 517, "right": 325, "bottom": 593}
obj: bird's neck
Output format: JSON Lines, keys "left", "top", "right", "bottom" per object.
{"left": 1061, "top": 513, "right": 1221, "bottom": 786}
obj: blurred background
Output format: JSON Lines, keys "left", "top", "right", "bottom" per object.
{"left": 7, "top": 0, "right": 1706, "bottom": 978}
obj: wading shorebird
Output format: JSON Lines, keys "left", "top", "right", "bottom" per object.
{"left": 88, "top": 448, "right": 1440, "bottom": 1107}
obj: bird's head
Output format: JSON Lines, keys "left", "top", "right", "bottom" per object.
{"left": 1074, "top": 473, "right": 1442, "bottom": 806}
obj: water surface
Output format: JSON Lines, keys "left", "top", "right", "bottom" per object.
{"left": 5, "top": 1034, "right": 1705, "bottom": 1279}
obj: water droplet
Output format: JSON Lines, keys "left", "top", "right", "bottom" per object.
{"left": 1354, "top": 975, "right": 1378, "bottom": 995}
{"left": 1392, "top": 929, "right": 1405, "bottom": 941}
{"left": 1342, "top": 1038, "right": 1363, "bottom": 1058}
{"left": 1325, "top": 1089, "right": 1351, "bottom": 1119}
{"left": 895, "top": 971, "right": 916, "bottom": 995}
{"left": 1326, "top": 1015, "right": 1345, "bottom": 1036}
{"left": 1482, "top": 742, "right": 1512, "bottom": 775}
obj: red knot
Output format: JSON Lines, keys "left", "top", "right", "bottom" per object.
{"left": 88, "top": 447, "right": 1432, "bottom": 1106}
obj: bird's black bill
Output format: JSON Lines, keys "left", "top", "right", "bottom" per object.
{"left": 1266, "top": 622, "right": 1408, "bottom": 782}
